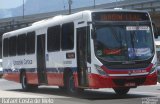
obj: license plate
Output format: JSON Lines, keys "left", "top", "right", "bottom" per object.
{"left": 125, "top": 82, "right": 136, "bottom": 87}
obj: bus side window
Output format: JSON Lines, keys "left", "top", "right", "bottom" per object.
{"left": 17, "top": 34, "right": 26, "bottom": 55}
{"left": 47, "top": 25, "right": 60, "bottom": 52}
{"left": 9, "top": 36, "right": 17, "bottom": 56}
{"left": 27, "top": 31, "right": 35, "bottom": 54}
{"left": 3, "top": 38, "right": 9, "bottom": 57}
{"left": 61, "top": 22, "right": 74, "bottom": 50}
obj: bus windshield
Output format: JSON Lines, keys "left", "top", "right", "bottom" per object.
{"left": 94, "top": 24, "right": 154, "bottom": 62}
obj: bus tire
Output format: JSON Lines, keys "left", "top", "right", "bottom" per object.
{"left": 59, "top": 86, "right": 66, "bottom": 91}
{"left": 21, "top": 72, "right": 38, "bottom": 91}
{"left": 113, "top": 88, "right": 130, "bottom": 95}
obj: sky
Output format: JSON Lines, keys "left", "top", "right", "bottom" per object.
{"left": 0, "top": 0, "right": 26, "bottom": 9}
{"left": 0, "top": 0, "right": 117, "bottom": 9}
{"left": 0, "top": 0, "right": 120, "bottom": 18}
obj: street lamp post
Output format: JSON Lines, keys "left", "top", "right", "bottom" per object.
{"left": 23, "top": 0, "right": 24, "bottom": 18}
{"left": 94, "top": 0, "right": 95, "bottom": 9}
{"left": 68, "top": 0, "right": 72, "bottom": 14}
{"left": 116, "top": 0, "right": 118, "bottom": 8}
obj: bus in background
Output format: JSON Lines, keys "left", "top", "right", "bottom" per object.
{"left": 155, "top": 41, "right": 160, "bottom": 65}
{"left": 2, "top": 9, "right": 158, "bottom": 95}
{"left": 155, "top": 40, "right": 160, "bottom": 82}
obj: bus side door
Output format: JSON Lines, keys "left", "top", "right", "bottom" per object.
{"left": 77, "top": 26, "right": 91, "bottom": 87}
{"left": 37, "top": 34, "right": 47, "bottom": 84}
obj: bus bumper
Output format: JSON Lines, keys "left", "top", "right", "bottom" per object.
{"left": 88, "top": 72, "right": 157, "bottom": 89}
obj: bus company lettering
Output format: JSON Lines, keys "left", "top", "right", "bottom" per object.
{"left": 13, "top": 59, "right": 32, "bottom": 65}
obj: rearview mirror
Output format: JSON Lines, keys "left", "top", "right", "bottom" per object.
{"left": 91, "top": 29, "right": 96, "bottom": 39}
{"left": 152, "top": 23, "right": 160, "bottom": 39}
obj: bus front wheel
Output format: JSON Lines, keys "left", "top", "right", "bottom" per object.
{"left": 21, "top": 72, "right": 38, "bottom": 91}
{"left": 113, "top": 88, "right": 130, "bottom": 95}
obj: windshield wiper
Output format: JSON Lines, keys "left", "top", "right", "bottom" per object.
{"left": 130, "top": 31, "right": 136, "bottom": 47}
{"left": 110, "top": 27, "right": 129, "bottom": 58}
{"left": 97, "top": 56, "right": 108, "bottom": 62}
{"left": 130, "top": 31, "right": 137, "bottom": 60}
{"left": 110, "top": 27, "right": 122, "bottom": 45}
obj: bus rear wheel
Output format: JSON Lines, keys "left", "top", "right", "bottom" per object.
{"left": 21, "top": 72, "right": 38, "bottom": 91}
{"left": 113, "top": 88, "right": 130, "bottom": 95}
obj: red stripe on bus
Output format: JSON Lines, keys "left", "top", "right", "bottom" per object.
{"left": 88, "top": 71, "right": 157, "bottom": 88}
{"left": 3, "top": 73, "right": 20, "bottom": 83}
{"left": 47, "top": 73, "right": 64, "bottom": 86}
{"left": 101, "top": 64, "right": 153, "bottom": 75}
{"left": 26, "top": 72, "right": 39, "bottom": 84}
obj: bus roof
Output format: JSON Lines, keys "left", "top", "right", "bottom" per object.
{"left": 91, "top": 8, "right": 148, "bottom": 13}
{"left": 3, "top": 9, "right": 149, "bottom": 38}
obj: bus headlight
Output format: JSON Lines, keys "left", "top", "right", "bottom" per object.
{"left": 94, "top": 64, "right": 107, "bottom": 76}
{"left": 149, "top": 64, "right": 157, "bottom": 74}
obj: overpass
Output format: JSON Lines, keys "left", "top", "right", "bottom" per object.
{"left": 0, "top": 0, "right": 160, "bottom": 57}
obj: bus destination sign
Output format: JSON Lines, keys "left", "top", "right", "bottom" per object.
{"left": 92, "top": 12, "right": 149, "bottom": 21}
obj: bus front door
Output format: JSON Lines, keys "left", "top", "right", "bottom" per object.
{"left": 77, "top": 27, "right": 89, "bottom": 87}
{"left": 37, "top": 34, "right": 47, "bottom": 84}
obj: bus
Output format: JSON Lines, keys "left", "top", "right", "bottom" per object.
{"left": 155, "top": 40, "right": 160, "bottom": 82}
{"left": 2, "top": 9, "right": 158, "bottom": 95}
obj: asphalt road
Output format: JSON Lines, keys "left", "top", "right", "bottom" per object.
{"left": 0, "top": 79, "right": 160, "bottom": 104}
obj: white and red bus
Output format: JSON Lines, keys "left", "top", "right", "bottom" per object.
{"left": 2, "top": 9, "right": 158, "bottom": 95}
